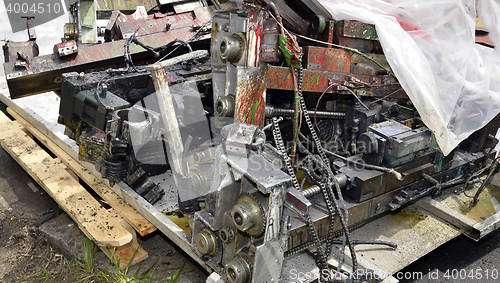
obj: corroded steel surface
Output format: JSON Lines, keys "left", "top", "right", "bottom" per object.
{"left": 4, "top": 8, "right": 212, "bottom": 98}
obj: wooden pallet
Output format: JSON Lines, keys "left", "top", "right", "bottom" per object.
{"left": 7, "top": 108, "right": 158, "bottom": 237}
{"left": 0, "top": 92, "right": 210, "bottom": 273}
{"left": 0, "top": 109, "right": 148, "bottom": 268}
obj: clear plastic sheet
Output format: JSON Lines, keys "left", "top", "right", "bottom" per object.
{"left": 317, "top": 0, "right": 500, "bottom": 155}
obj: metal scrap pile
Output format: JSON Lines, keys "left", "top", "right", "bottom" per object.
{"left": 3, "top": 0, "right": 500, "bottom": 282}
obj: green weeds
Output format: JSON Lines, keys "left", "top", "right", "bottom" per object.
{"left": 18, "top": 236, "right": 186, "bottom": 283}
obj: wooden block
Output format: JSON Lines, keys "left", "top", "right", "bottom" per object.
{"left": 7, "top": 108, "right": 158, "bottom": 236}
{"left": 100, "top": 209, "right": 149, "bottom": 270}
{"left": 0, "top": 111, "right": 133, "bottom": 247}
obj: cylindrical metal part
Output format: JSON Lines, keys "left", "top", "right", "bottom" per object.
{"left": 219, "top": 226, "right": 234, "bottom": 244}
{"left": 358, "top": 132, "right": 378, "bottom": 155}
{"left": 231, "top": 195, "right": 264, "bottom": 235}
{"left": 311, "top": 15, "right": 326, "bottom": 35}
{"left": 265, "top": 106, "right": 345, "bottom": 119}
{"left": 215, "top": 95, "right": 235, "bottom": 118}
{"left": 220, "top": 33, "right": 245, "bottom": 63}
{"left": 302, "top": 185, "right": 321, "bottom": 198}
{"left": 225, "top": 255, "right": 252, "bottom": 283}
{"left": 195, "top": 229, "right": 217, "bottom": 255}
{"left": 302, "top": 174, "right": 348, "bottom": 198}
{"left": 100, "top": 83, "right": 108, "bottom": 98}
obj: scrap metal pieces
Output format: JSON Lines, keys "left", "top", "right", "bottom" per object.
{"left": 335, "top": 20, "right": 382, "bottom": 53}
{"left": 4, "top": 6, "right": 213, "bottom": 99}
{"left": 53, "top": 40, "right": 78, "bottom": 57}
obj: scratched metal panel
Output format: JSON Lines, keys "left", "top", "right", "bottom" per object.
{"left": 95, "top": 0, "right": 158, "bottom": 10}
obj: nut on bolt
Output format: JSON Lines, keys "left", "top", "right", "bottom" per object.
{"left": 195, "top": 228, "right": 217, "bottom": 255}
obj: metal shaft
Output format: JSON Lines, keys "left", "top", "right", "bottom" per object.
{"left": 265, "top": 106, "right": 345, "bottom": 119}
{"left": 302, "top": 185, "right": 322, "bottom": 198}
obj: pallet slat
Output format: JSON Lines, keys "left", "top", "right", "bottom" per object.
{"left": 7, "top": 108, "right": 157, "bottom": 236}
{"left": 0, "top": 111, "right": 133, "bottom": 247}
{"left": 102, "top": 209, "right": 149, "bottom": 270}
{"left": 0, "top": 92, "right": 211, "bottom": 272}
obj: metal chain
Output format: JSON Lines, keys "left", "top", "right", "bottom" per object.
{"left": 285, "top": 222, "right": 366, "bottom": 257}
{"left": 299, "top": 154, "right": 358, "bottom": 282}
{"left": 272, "top": 117, "right": 300, "bottom": 190}
{"left": 272, "top": 117, "right": 329, "bottom": 280}
{"left": 273, "top": 71, "right": 359, "bottom": 280}
{"left": 297, "top": 66, "right": 330, "bottom": 169}
{"left": 301, "top": 159, "right": 337, "bottom": 256}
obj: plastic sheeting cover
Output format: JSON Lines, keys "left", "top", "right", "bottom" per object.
{"left": 317, "top": 0, "right": 500, "bottom": 155}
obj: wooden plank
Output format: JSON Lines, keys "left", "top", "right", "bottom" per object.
{"left": 101, "top": 209, "right": 149, "bottom": 270}
{"left": 7, "top": 108, "right": 158, "bottom": 237}
{"left": 11, "top": 120, "right": 33, "bottom": 138}
{"left": 0, "top": 92, "right": 211, "bottom": 272}
{"left": 55, "top": 158, "right": 80, "bottom": 181}
{"left": 0, "top": 111, "right": 133, "bottom": 247}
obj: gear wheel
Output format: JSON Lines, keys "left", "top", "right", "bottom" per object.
{"left": 231, "top": 194, "right": 266, "bottom": 237}
{"left": 219, "top": 32, "right": 246, "bottom": 64}
{"left": 219, "top": 226, "right": 235, "bottom": 244}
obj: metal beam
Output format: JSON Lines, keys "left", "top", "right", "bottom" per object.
{"left": 4, "top": 8, "right": 212, "bottom": 99}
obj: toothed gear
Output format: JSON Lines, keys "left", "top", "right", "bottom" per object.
{"left": 232, "top": 194, "right": 266, "bottom": 237}
{"left": 195, "top": 228, "right": 219, "bottom": 255}
{"left": 219, "top": 226, "right": 235, "bottom": 244}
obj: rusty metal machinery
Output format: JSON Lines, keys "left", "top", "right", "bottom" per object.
{"left": 3, "top": 1, "right": 500, "bottom": 282}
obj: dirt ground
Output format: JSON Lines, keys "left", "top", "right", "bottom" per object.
{"left": 0, "top": 141, "right": 209, "bottom": 283}
{"left": 0, "top": 209, "right": 65, "bottom": 282}
{"left": 0, "top": 208, "right": 209, "bottom": 283}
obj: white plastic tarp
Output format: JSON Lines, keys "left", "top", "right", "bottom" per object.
{"left": 317, "top": 0, "right": 500, "bottom": 155}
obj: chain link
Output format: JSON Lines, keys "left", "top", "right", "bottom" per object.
{"left": 272, "top": 68, "right": 358, "bottom": 282}
{"left": 297, "top": 66, "right": 330, "bottom": 169}
{"left": 272, "top": 117, "right": 300, "bottom": 190}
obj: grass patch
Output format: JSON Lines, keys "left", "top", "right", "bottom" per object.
{"left": 18, "top": 236, "right": 187, "bottom": 283}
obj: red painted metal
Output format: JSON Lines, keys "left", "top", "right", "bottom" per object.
{"left": 5, "top": 23, "right": 210, "bottom": 98}
{"left": 53, "top": 40, "right": 78, "bottom": 57}
{"left": 244, "top": 65, "right": 406, "bottom": 98}
{"left": 303, "top": 46, "right": 352, "bottom": 73}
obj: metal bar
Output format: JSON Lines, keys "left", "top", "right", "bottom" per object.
{"left": 4, "top": 11, "right": 212, "bottom": 98}
{"left": 417, "top": 196, "right": 478, "bottom": 238}
{"left": 263, "top": 65, "right": 405, "bottom": 98}
{"left": 473, "top": 211, "right": 500, "bottom": 239}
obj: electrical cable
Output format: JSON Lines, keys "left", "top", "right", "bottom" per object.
{"left": 291, "top": 32, "right": 397, "bottom": 80}
{"left": 473, "top": 157, "right": 500, "bottom": 203}
{"left": 299, "top": 132, "right": 404, "bottom": 181}
{"left": 345, "top": 87, "right": 369, "bottom": 110}
{"left": 155, "top": 20, "right": 212, "bottom": 63}
{"left": 299, "top": 154, "right": 357, "bottom": 278}
{"left": 463, "top": 156, "right": 500, "bottom": 200}
{"left": 146, "top": 4, "right": 159, "bottom": 13}
{"left": 314, "top": 83, "right": 335, "bottom": 131}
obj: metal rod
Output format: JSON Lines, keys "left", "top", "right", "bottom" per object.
{"left": 265, "top": 106, "right": 345, "bottom": 119}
